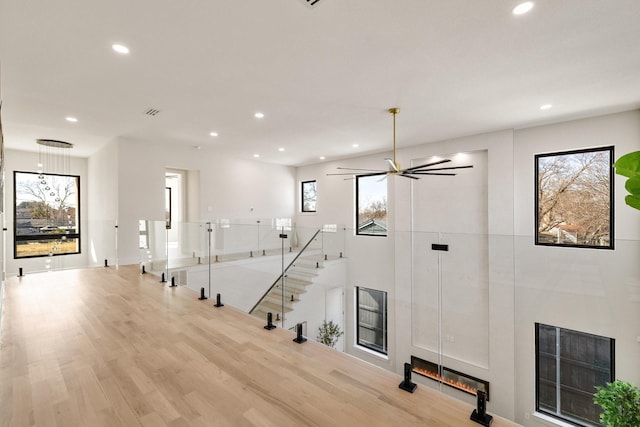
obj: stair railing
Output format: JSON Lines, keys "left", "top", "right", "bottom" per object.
{"left": 249, "top": 228, "right": 321, "bottom": 315}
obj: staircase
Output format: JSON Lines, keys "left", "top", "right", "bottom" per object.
{"left": 250, "top": 255, "right": 323, "bottom": 321}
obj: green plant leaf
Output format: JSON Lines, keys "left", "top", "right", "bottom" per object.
{"left": 626, "top": 194, "right": 640, "bottom": 210}
{"left": 614, "top": 151, "right": 640, "bottom": 178}
{"left": 626, "top": 176, "right": 640, "bottom": 196}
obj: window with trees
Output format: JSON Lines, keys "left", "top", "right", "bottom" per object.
{"left": 301, "top": 180, "right": 317, "bottom": 212}
{"left": 536, "top": 323, "right": 615, "bottom": 427}
{"left": 14, "top": 171, "right": 80, "bottom": 258}
{"left": 357, "top": 287, "right": 387, "bottom": 355}
{"left": 356, "top": 175, "right": 387, "bottom": 236}
{"left": 535, "top": 146, "right": 614, "bottom": 249}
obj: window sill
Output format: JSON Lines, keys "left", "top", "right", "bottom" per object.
{"left": 533, "top": 412, "right": 589, "bottom": 427}
{"left": 354, "top": 345, "right": 389, "bottom": 361}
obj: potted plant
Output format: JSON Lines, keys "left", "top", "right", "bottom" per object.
{"left": 593, "top": 380, "right": 640, "bottom": 427}
{"left": 316, "top": 320, "right": 343, "bottom": 348}
{"left": 614, "top": 151, "right": 640, "bottom": 211}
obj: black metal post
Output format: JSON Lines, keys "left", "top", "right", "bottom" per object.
{"left": 18, "top": 267, "right": 24, "bottom": 277}
{"left": 169, "top": 276, "right": 177, "bottom": 287}
{"left": 104, "top": 259, "right": 108, "bottom": 267}
{"left": 198, "top": 287, "right": 208, "bottom": 300}
{"left": 141, "top": 265, "right": 146, "bottom": 274}
{"left": 399, "top": 362, "right": 417, "bottom": 393}
{"left": 161, "top": 272, "right": 166, "bottom": 283}
{"left": 470, "top": 390, "right": 493, "bottom": 426}
{"left": 293, "top": 323, "right": 307, "bottom": 344}
{"left": 214, "top": 293, "right": 224, "bottom": 307}
{"left": 264, "top": 312, "right": 276, "bottom": 330}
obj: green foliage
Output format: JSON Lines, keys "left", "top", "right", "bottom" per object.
{"left": 593, "top": 380, "right": 640, "bottom": 427}
{"left": 316, "top": 320, "right": 343, "bottom": 348}
{"left": 614, "top": 151, "right": 640, "bottom": 211}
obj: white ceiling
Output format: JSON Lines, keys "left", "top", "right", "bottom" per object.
{"left": 1, "top": 0, "right": 639, "bottom": 166}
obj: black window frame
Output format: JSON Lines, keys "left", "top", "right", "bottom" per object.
{"left": 534, "top": 146, "right": 614, "bottom": 250}
{"left": 356, "top": 286, "right": 388, "bottom": 355}
{"left": 535, "top": 323, "right": 615, "bottom": 427}
{"left": 301, "top": 180, "right": 317, "bottom": 213}
{"left": 355, "top": 174, "right": 387, "bottom": 237}
{"left": 14, "top": 170, "right": 81, "bottom": 259}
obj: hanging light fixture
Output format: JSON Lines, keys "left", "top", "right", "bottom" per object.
{"left": 35, "top": 139, "right": 74, "bottom": 265}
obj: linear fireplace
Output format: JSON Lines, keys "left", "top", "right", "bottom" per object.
{"left": 411, "top": 355, "right": 490, "bottom": 400}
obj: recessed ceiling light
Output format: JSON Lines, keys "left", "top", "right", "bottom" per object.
{"left": 352, "top": 144, "right": 359, "bottom": 148}
{"left": 112, "top": 44, "right": 130, "bottom": 54}
{"left": 253, "top": 154, "right": 260, "bottom": 158}
{"left": 209, "top": 132, "right": 219, "bottom": 137}
{"left": 254, "top": 112, "right": 265, "bottom": 119}
{"left": 278, "top": 147, "right": 285, "bottom": 152}
{"left": 319, "top": 156, "right": 325, "bottom": 160}
{"left": 512, "top": 2, "right": 534, "bottom": 15}
{"left": 66, "top": 116, "right": 78, "bottom": 122}
{"left": 540, "top": 104, "right": 553, "bottom": 110}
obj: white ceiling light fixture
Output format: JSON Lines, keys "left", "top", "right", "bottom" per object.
{"left": 278, "top": 147, "right": 285, "bottom": 152}
{"left": 352, "top": 144, "right": 359, "bottom": 148}
{"left": 328, "top": 108, "right": 473, "bottom": 180}
{"left": 209, "top": 131, "right": 218, "bottom": 137}
{"left": 66, "top": 116, "right": 78, "bottom": 123}
{"left": 540, "top": 104, "right": 553, "bottom": 110}
{"left": 253, "top": 154, "right": 260, "bottom": 158}
{"left": 254, "top": 112, "right": 265, "bottom": 119}
{"left": 319, "top": 156, "right": 325, "bottom": 160}
{"left": 112, "top": 44, "right": 130, "bottom": 54}
{"left": 513, "top": 2, "right": 534, "bottom": 15}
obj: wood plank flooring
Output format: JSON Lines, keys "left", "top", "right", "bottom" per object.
{"left": 0, "top": 266, "right": 520, "bottom": 427}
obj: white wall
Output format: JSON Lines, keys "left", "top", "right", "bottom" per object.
{"left": 87, "top": 140, "right": 118, "bottom": 266}
{"left": 5, "top": 149, "right": 89, "bottom": 274}
{"left": 513, "top": 110, "right": 640, "bottom": 426}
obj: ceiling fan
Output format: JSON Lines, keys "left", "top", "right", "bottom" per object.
{"left": 327, "top": 108, "right": 473, "bottom": 180}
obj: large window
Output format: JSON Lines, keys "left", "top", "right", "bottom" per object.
{"left": 356, "top": 175, "right": 387, "bottom": 236}
{"left": 301, "top": 180, "right": 317, "bottom": 212}
{"left": 357, "top": 287, "right": 387, "bottom": 355}
{"left": 535, "top": 146, "right": 614, "bottom": 249}
{"left": 536, "top": 323, "right": 615, "bottom": 427}
{"left": 14, "top": 171, "right": 80, "bottom": 258}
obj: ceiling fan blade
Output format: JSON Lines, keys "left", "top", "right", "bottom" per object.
{"left": 385, "top": 158, "right": 399, "bottom": 172}
{"left": 403, "top": 159, "right": 451, "bottom": 172}
{"left": 357, "top": 171, "right": 389, "bottom": 178}
{"left": 403, "top": 165, "right": 474, "bottom": 173}
{"left": 409, "top": 172, "right": 457, "bottom": 176}
{"left": 399, "top": 173, "right": 420, "bottom": 180}
{"left": 336, "top": 167, "right": 388, "bottom": 172}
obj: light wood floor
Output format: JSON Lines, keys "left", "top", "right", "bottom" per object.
{"left": 0, "top": 266, "right": 520, "bottom": 427}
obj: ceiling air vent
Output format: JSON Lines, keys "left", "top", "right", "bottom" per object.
{"left": 302, "top": 0, "right": 321, "bottom": 8}
{"left": 144, "top": 108, "right": 161, "bottom": 116}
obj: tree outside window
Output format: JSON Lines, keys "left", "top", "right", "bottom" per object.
{"left": 14, "top": 171, "right": 80, "bottom": 258}
{"left": 535, "top": 146, "right": 614, "bottom": 249}
{"left": 301, "top": 180, "right": 317, "bottom": 212}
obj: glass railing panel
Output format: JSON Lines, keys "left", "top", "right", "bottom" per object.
{"left": 166, "top": 221, "right": 207, "bottom": 269}
{"left": 140, "top": 220, "right": 168, "bottom": 274}
{"left": 88, "top": 220, "right": 118, "bottom": 267}
{"left": 319, "top": 224, "right": 346, "bottom": 260}
{"left": 213, "top": 221, "right": 259, "bottom": 260}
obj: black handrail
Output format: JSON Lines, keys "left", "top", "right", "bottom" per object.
{"left": 249, "top": 228, "right": 322, "bottom": 314}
